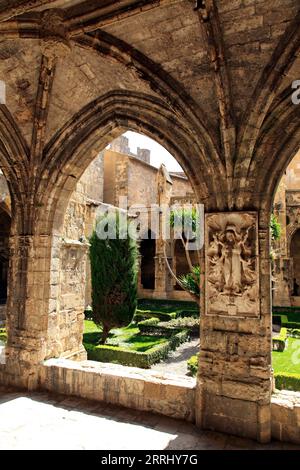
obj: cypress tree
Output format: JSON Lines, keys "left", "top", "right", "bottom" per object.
{"left": 89, "top": 212, "right": 138, "bottom": 344}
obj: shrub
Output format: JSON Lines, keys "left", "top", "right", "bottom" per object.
{"left": 273, "top": 307, "right": 300, "bottom": 323}
{"left": 272, "top": 327, "right": 287, "bottom": 351}
{"left": 187, "top": 354, "right": 198, "bottom": 377}
{"left": 133, "top": 309, "right": 177, "bottom": 323}
{"left": 179, "top": 265, "right": 200, "bottom": 297}
{"left": 274, "top": 372, "right": 300, "bottom": 392}
{"left": 160, "top": 317, "right": 199, "bottom": 336}
{"left": 86, "top": 329, "right": 189, "bottom": 368}
{"left": 270, "top": 214, "right": 281, "bottom": 241}
{"left": 289, "top": 329, "right": 300, "bottom": 338}
{"left": 272, "top": 312, "right": 300, "bottom": 330}
{"left": 138, "top": 299, "right": 198, "bottom": 313}
{"left": 138, "top": 318, "right": 180, "bottom": 336}
{"left": 138, "top": 317, "right": 160, "bottom": 327}
{"left": 89, "top": 212, "right": 138, "bottom": 343}
{"left": 137, "top": 315, "right": 200, "bottom": 337}
{"left": 177, "top": 309, "right": 199, "bottom": 318}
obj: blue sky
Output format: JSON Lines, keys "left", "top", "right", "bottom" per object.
{"left": 124, "top": 131, "right": 183, "bottom": 172}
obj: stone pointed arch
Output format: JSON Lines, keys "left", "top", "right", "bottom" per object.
{"left": 0, "top": 16, "right": 222, "bottom": 165}
{"left": 38, "top": 91, "right": 227, "bottom": 232}
{"left": 247, "top": 99, "right": 300, "bottom": 223}
{"left": 0, "top": 105, "right": 29, "bottom": 224}
{"left": 234, "top": 9, "right": 300, "bottom": 199}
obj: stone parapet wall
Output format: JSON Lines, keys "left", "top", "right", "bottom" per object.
{"left": 39, "top": 359, "right": 196, "bottom": 422}
{"left": 271, "top": 390, "right": 300, "bottom": 444}
{"left": 1, "top": 356, "right": 300, "bottom": 445}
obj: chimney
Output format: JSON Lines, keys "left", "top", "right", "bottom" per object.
{"left": 136, "top": 147, "right": 151, "bottom": 164}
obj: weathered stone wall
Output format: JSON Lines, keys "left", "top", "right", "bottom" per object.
{"left": 271, "top": 390, "right": 300, "bottom": 444}
{"left": 47, "top": 154, "right": 104, "bottom": 360}
{"left": 127, "top": 157, "right": 158, "bottom": 208}
{"left": 40, "top": 359, "right": 196, "bottom": 422}
{"left": 36, "top": 359, "right": 300, "bottom": 445}
{"left": 170, "top": 174, "right": 194, "bottom": 200}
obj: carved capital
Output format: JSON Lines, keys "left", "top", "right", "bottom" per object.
{"left": 39, "top": 9, "right": 71, "bottom": 60}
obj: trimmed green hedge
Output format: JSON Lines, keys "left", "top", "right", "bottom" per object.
{"left": 133, "top": 310, "right": 177, "bottom": 323}
{"left": 289, "top": 328, "right": 300, "bottom": 338}
{"left": 86, "top": 329, "right": 189, "bottom": 368}
{"left": 273, "top": 314, "right": 300, "bottom": 330}
{"left": 274, "top": 372, "right": 300, "bottom": 392}
{"left": 160, "top": 317, "right": 199, "bottom": 336}
{"left": 273, "top": 306, "right": 300, "bottom": 316}
{"left": 138, "top": 298, "right": 197, "bottom": 312}
{"left": 137, "top": 317, "right": 177, "bottom": 336}
{"left": 137, "top": 316, "right": 199, "bottom": 337}
{"left": 176, "top": 309, "right": 199, "bottom": 318}
{"left": 272, "top": 327, "right": 287, "bottom": 352}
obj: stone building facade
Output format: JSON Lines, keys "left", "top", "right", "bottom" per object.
{"left": 273, "top": 150, "right": 300, "bottom": 306}
{"left": 103, "top": 136, "right": 197, "bottom": 302}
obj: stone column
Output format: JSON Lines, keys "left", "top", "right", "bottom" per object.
{"left": 46, "top": 238, "right": 88, "bottom": 362}
{"left": 4, "top": 233, "right": 51, "bottom": 389}
{"left": 196, "top": 211, "right": 272, "bottom": 443}
{"left": 273, "top": 257, "right": 292, "bottom": 306}
{"left": 154, "top": 238, "right": 172, "bottom": 299}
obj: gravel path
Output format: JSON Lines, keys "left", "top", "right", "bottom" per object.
{"left": 151, "top": 338, "right": 199, "bottom": 377}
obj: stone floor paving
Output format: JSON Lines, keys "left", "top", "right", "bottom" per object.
{"left": 0, "top": 386, "right": 299, "bottom": 450}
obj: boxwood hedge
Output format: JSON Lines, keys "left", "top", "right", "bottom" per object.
{"left": 85, "top": 329, "right": 189, "bottom": 368}
{"left": 274, "top": 372, "right": 300, "bottom": 392}
{"left": 272, "top": 327, "right": 287, "bottom": 352}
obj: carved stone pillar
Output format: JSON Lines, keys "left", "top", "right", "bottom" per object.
{"left": 273, "top": 257, "right": 292, "bottom": 306}
{"left": 46, "top": 238, "right": 88, "bottom": 362}
{"left": 153, "top": 255, "right": 167, "bottom": 298}
{"left": 196, "top": 211, "right": 272, "bottom": 443}
{"left": 4, "top": 233, "right": 51, "bottom": 389}
{"left": 154, "top": 238, "right": 172, "bottom": 299}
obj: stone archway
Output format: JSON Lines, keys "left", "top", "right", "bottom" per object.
{"left": 35, "top": 91, "right": 211, "bottom": 363}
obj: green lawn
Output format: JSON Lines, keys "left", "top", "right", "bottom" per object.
{"left": 272, "top": 337, "right": 300, "bottom": 374}
{"left": 83, "top": 320, "right": 169, "bottom": 352}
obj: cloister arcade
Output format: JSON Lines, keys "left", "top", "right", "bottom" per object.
{"left": 0, "top": 0, "right": 299, "bottom": 445}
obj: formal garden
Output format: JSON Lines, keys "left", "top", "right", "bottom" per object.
{"left": 187, "top": 306, "right": 300, "bottom": 392}
{"left": 84, "top": 299, "right": 199, "bottom": 369}
{"left": 1, "top": 300, "right": 300, "bottom": 391}
{"left": 0, "top": 211, "right": 299, "bottom": 391}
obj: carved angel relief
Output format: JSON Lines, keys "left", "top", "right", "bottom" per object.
{"left": 205, "top": 212, "right": 259, "bottom": 317}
